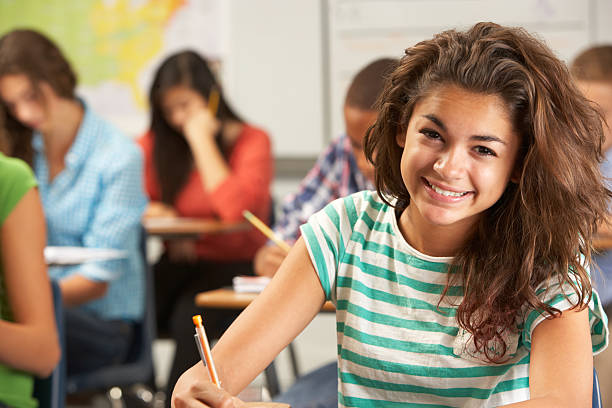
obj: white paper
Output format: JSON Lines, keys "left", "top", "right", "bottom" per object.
{"left": 44, "top": 246, "right": 128, "bottom": 266}
{"left": 232, "top": 275, "right": 271, "bottom": 293}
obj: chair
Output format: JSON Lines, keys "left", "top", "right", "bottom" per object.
{"left": 33, "top": 281, "right": 66, "bottom": 408}
{"left": 65, "top": 230, "right": 156, "bottom": 404}
{"left": 593, "top": 367, "right": 602, "bottom": 408}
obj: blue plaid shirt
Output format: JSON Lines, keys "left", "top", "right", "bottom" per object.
{"left": 33, "top": 103, "right": 147, "bottom": 321}
{"left": 274, "top": 134, "right": 374, "bottom": 243}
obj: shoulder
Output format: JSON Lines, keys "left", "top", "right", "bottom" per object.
{"left": 236, "top": 124, "right": 271, "bottom": 146}
{"left": 324, "top": 190, "right": 384, "bottom": 223}
{"left": 0, "top": 153, "right": 35, "bottom": 184}
{"left": 88, "top": 113, "right": 143, "bottom": 167}
{"left": 137, "top": 131, "right": 154, "bottom": 155}
{"left": 0, "top": 153, "right": 37, "bottom": 225}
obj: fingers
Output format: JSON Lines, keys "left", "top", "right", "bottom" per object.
{"left": 172, "top": 380, "right": 236, "bottom": 408}
{"left": 254, "top": 246, "right": 288, "bottom": 277}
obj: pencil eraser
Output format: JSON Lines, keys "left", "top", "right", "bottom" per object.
{"left": 192, "top": 315, "right": 202, "bottom": 326}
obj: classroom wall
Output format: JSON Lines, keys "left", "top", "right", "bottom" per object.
{"left": 2, "top": 0, "right": 612, "bottom": 167}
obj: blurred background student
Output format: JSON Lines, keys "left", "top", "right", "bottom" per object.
{"left": 571, "top": 44, "right": 612, "bottom": 408}
{"left": 139, "top": 50, "right": 272, "bottom": 402}
{"left": 0, "top": 29, "right": 147, "bottom": 382}
{"left": 251, "top": 57, "right": 397, "bottom": 408}
{"left": 0, "top": 150, "right": 60, "bottom": 408}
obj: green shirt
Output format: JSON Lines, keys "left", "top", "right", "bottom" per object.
{"left": 0, "top": 152, "right": 39, "bottom": 408}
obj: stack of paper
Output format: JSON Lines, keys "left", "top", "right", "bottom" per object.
{"left": 44, "top": 246, "right": 128, "bottom": 266}
{"left": 232, "top": 275, "right": 271, "bottom": 293}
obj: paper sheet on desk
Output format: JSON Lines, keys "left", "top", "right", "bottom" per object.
{"left": 232, "top": 275, "right": 271, "bottom": 293}
{"left": 44, "top": 246, "right": 128, "bottom": 265}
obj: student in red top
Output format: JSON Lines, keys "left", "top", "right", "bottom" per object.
{"left": 138, "top": 50, "right": 272, "bottom": 402}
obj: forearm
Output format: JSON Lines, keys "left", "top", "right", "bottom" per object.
{"left": 59, "top": 274, "right": 108, "bottom": 306}
{"left": 189, "top": 135, "right": 230, "bottom": 192}
{"left": 0, "top": 320, "right": 60, "bottom": 377}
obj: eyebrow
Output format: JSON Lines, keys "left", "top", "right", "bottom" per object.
{"left": 422, "top": 114, "right": 507, "bottom": 145}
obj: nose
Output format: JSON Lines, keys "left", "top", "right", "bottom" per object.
{"left": 433, "top": 148, "right": 465, "bottom": 180}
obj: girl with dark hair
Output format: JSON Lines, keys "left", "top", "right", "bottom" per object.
{"left": 172, "top": 22, "right": 610, "bottom": 407}
{"left": 138, "top": 50, "right": 272, "bottom": 400}
{"left": 0, "top": 29, "right": 147, "bottom": 380}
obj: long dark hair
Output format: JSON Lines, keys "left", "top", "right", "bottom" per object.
{"left": 149, "top": 50, "right": 242, "bottom": 204}
{"left": 0, "top": 29, "right": 77, "bottom": 165}
{"left": 364, "top": 22, "right": 611, "bottom": 362}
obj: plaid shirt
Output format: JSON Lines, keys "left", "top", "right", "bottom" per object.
{"left": 33, "top": 103, "right": 147, "bottom": 321}
{"left": 274, "top": 134, "right": 374, "bottom": 243}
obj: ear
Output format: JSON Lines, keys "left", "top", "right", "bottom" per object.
{"left": 396, "top": 131, "right": 406, "bottom": 148}
{"left": 510, "top": 161, "right": 522, "bottom": 184}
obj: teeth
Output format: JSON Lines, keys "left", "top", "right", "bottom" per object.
{"left": 430, "top": 183, "right": 467, "bottom": 197}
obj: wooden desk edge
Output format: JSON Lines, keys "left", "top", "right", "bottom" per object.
{"left": 195, "top": 288, "right": 335, "bottom": 312}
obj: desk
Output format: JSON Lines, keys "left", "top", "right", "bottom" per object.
{"left": 195, "top": 288, "right": 336, "bottom": 312}
{"left": 143, "top": 217, "right": 250, "bottom": 238}
{"left": 195, "top": 288, "right": 334, "bottom": 396}
{"left": 594, "top": 234, "right": 612, "bottom": 251}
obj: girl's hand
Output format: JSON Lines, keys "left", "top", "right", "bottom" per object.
{"left": 172, "top": 364, "right": 241, "bottom": 408}
{"left": 254, "top": 245, "right": 288, "bottom": 277}
{"left": 183, "top": 108, "right": 221, "bottom": 149}
{"left": 144, "top": 202, "right": 178, "bottom": 219}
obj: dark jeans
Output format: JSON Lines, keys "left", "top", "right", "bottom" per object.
{"left": 273, "top": 361, "right": 338, "bottom": 408}
{"left": 154, "top": 254, "right": 253, "bottom": 407}
{"left": 64, "top": 308, "right": 134, "bottom": 378}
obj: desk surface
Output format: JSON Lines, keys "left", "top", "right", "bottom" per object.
{"left": 594, "top": 234, "right": 612, "bottom": 250}
{"left": 195, "top": 288, "right": 336, "bottom": 313}
{"left": 143, "top": 217, "right": 251, "bottom": 237}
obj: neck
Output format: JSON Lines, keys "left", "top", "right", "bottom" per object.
{"left": 221, "top": 120, "right": 244, "bottom": 147}
{"left": 397, "top": 204, "right": 475, "bottom": 257}
{"left": 41, "top": 98, "right": 83, "bottom": 161}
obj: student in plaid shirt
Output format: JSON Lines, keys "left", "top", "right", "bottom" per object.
{"left": 254, "top": 58, "right": 397, "bottom": 408}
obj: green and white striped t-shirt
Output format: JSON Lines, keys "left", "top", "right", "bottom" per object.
{"left": 300, "top": 191, "right": 608, "bottom": 408}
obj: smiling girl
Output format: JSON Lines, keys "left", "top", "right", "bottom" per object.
{"left": 172, "top": 22, "right": 609, "bottom": 407}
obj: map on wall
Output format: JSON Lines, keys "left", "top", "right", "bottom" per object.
{"left": 0, "top": 0, "right": 226, "bottom": 137}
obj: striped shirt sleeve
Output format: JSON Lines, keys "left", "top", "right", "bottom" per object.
{"left": 522, "top": 267, "right": 609, "bottom": 354}
{"left": 300, "top": 193, "right": 363, "bottom": 303}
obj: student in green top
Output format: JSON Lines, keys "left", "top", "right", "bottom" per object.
{"left": 0, "top": 150, "right": 60, "bottom": 407}
{"left": 172, "top": 23, "right": 609, "bottom": 407}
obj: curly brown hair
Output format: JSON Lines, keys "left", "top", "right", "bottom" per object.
{"left": 0, "top": 29, "right": 77, "bottom": 165}
{"left": 364, "top": 22, "right": 611, "bottom": 362}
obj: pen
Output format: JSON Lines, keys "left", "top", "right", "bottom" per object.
{"left": 208, "top": 87, "right": 220, "bottom": 117}
{"left": 242, "top": 210, "right": 292, "bottom": 253}
{"left": 192, "top": 314, "right": 220, "bottom": 386}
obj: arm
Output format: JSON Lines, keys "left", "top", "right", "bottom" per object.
{"left": 172, "top": 237, "right": 326, "bottom": 406}
{"left": 0, "top": 188, "right": 60, "bottom": 377}
{"left": 503, "top": 307, "right": 592, "bottom": 407}
{"left": 60, "top": 146, "right": 147, "bottom": 306}
{"left": 183, "top": 108, "right": 229, "bottom": 193}
{"left": 253, "top": 140, "right": 346, "bottom": 277}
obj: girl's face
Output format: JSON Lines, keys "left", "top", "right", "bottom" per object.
{"left": 397, "top": 84, "right": 521, "bottom": 233}
{"left": 161, "top": 85, "right": 207, "bottom": 131}
{"left": 0, "top": 73, "right": 49, "bottom": 132}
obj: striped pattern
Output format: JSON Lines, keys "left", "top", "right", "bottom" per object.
{"left": 274, "top": 134, "right": 373, "bottom": 244}
{"left": 301, "top": 191, "right": 608, "bottom": 407}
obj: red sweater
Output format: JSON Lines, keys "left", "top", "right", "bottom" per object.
{"left": 139, "top": 124, "right": 273, "bottom": 261}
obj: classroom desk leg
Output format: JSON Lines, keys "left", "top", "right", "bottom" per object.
{"left": 287, "top": 343, "right": 301, "bottom": 380}
{"left": 264, "top": 361, "right": 280, "bottom": 397}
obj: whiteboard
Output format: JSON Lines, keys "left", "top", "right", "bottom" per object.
{"left": 325, "top": 0, "right": 609, "bottom": 142}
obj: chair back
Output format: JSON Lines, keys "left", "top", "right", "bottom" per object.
{"left": 33, "top": 280, "right": 65, "bottom": 408}
{"left": 66, "top": 228, "right": 155, "bottom": 392}
{"left": 593, "top": 367, "right": 602, "bottom": 408}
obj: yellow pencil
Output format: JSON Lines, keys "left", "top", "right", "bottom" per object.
{"left": 208, "top": 87, "right": 220, "bottom": 117}
{"left": 243, "top": 210, "right": 292, "bottom": 253}
{"left": 192, "top": 314, "right": 220, "bottom": 387}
